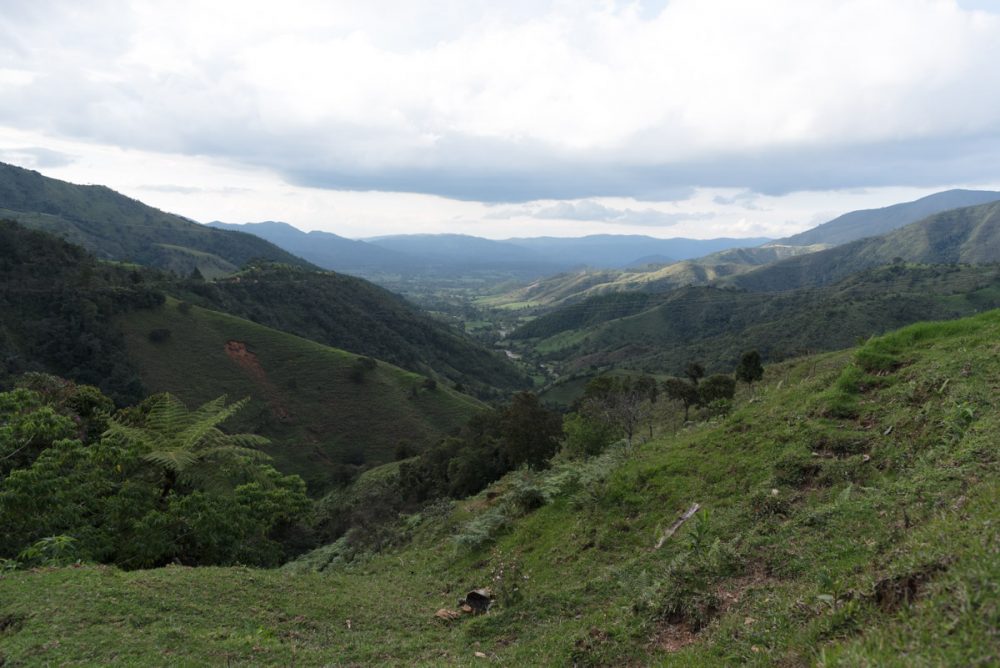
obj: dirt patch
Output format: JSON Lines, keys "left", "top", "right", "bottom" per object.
{"left": 223, "top": 340, "right": 291, "bottom": 421}
{"left": 0, "top": 612, "right": 26, "bottom": 633}
{"left": 874, "top": 563, "right": 946, "bottom": 612}
{"left": 650, "top": 621, "right": 699, "bottom": 653}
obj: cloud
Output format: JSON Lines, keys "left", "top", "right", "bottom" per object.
{"left": 485, "top": 199, "right": 716, "bottom": 227}
{"left": 530, "top": 200, "right": 715, "bottom": 227}
{"left": 1, "top": 1, "right": 1000, "bottom": 201}
{"left": 136, "top": 184, "right": 253, "bottom": 195}
{"left": 0, "top": 146, "right": 76, "bottom": 168}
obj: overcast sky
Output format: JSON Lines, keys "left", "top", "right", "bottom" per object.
{"left": 2, "top": 0, "right": 1000, "bottom": 239}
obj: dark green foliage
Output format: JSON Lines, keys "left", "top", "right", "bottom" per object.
{"left": 684, "top": 362, "right": 705, "bottom": 385}
{"left": 497, "top": 392, "right": 564, "bottom": 469}
{"left": 0, "top": 220, "right": 164, "bottom": 404}
{"left": 698, "top": 374, "right": 735, "bottom": 404}
{"left": 562, "top": 412, "right": 621, "bottom": 458}
{"left": 0, "top": 385, "right": 310, "bottom": 569}
{"left": 147, "top": 328, "right": 171, "bottom": 343}
{"left": 735, "top": 350, "right": 764, "bottom": 388}
{"left": 662, "top": 377, "right": 699, "bottom": 421}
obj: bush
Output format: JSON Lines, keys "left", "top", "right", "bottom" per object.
{"left": 147, "top": 328, "right": 171, "bottom": 343}
{"left": 562, "top": 412, "right": 620, "bottom": 458}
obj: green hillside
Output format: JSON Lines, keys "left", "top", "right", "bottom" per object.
{"left": 0, "top": 219, "right": 164, "bottom": 404}
{"left": 512, "top": 264, "right": 1000, "bottom": 387}
{"left": 483, "top": 245, "right": 824, "bottom": 312}
{"left": 172, "top": 264, "right": 529, "bottom": 396}
{"left": 732, "top": 200, "right": 1000, "bottom": 292}
{"left": 3, "top": 310, "right": 998, "bottom": 665}
{"left": 117, "top": 298, "right": 484, "bottom": 490}
{"left": 0, "top": 162, "right": 310, "bottom": 277}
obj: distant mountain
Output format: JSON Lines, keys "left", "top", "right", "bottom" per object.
{"left": 779, "top": 189, "right": 1000, "bottom": 247}
{"left": 733, "top": 200, "right": 1000, "bottom": 292}
{"left": 483, "top": 243, "right": 818, "bottom": 311}
{"left": 504, "top": 235, "right": 772, "bottom": 268}
{"left": 0, "top": 162, "right": 311, "bottom": 277}
{"left": 365, "top": 233, "right": 556, "bottom": 270}
{"left": 207, "top": 221, "right": 410, "bottom": 272}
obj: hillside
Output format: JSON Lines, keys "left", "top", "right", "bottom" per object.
{"left": 3, "top": 310, "right": 998, "bottom": 664}
{"left": 504, "top": 235, "right": 772, "bottom": 269}
{"left": 171, "top": 264, "right": 529, "bottom": 396}
{"left": 0, "top": 219, "right": 163, "bottom": 404}
{"left": 117, "top": 298, "right": 484, "bottom": 490}
{"left": 0, "top": 162, "right": 310, "bottom": 278}
{"left": 733, "top": 199, "right": 1000, "bottom": 292}
{"left": 512, "top": 264, "right": 1000, "bottom": 387}
{"left": 779, "top": 188, "right": 1000, "bottom": 247}
{"left": 483, "top": 244, "right": 822, "bottom": 311}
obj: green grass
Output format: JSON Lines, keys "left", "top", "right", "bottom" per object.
{"left": 117, "top": 299, "right": 483, "bottom": 491}
{"left": 3, "top": 310, "right": 998, "bottom": 665}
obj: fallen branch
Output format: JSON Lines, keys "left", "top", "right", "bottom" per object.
{"left": 654, "top": 503, "right": 701, "bottom": 549}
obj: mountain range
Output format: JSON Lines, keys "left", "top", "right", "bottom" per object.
{"left": 209, "top": 220, "right": 773, "bottom": 276}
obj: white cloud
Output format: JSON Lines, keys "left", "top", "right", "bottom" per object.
{"left": 0, "top": 0, "right": 999, "bottom": 201}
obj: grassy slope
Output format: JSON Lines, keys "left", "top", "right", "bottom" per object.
{"left": 2, "top": 310, "right": 998, "bottom": 665}
{"left": 116, "top": 299, "right": 483, "bottom": 489}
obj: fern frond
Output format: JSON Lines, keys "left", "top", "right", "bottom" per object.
{"left": 143, "top": 449, "right": 199, "bottom": 474}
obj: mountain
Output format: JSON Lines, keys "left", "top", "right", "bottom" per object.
{"left": 171, "top": 264, "right": 529, "bottom": 396}
{"left": 6, "top": 309, "right": 999, "bottom": 664}
{"left": 505, "top": 235, "right": 772, "bottom": 268}
{"left": 0, "top": 162, "right": 310, "bottom": 277}
{"left": 365, "top": 233, "right": 556, "bottom": 270}
{"left": 512, "top": 263, "right": 1000, "bottom": 393}
{"left": 733, "top": 199, "right": 1000, "bottom": 292}
{"left": 117, "top": 298, "right": 483, "bottom": 490}
{"left": 207, "top": 221, "right": 410, "bottom": 273}
{"left": 483, "top": 244, "right": 819, "bottom": 311}
{"left": 0, "top": 220, "right": 485, "bottom": 489}
{"left": 779, "top": 188, "right": 1000, "bottom": 247}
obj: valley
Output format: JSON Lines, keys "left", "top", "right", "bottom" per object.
{"left": 1, "top": 163, "right": 999, "bottom": 666}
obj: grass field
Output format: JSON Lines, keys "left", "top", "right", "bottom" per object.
{"left": 2, "top": 310, "right": 998, "bottom": 665}
{"left": 117, "top": 299, "right": 483, "bottom": 490}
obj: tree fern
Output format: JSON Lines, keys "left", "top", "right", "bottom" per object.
{"left": 103, "top": 394, "right": 270, "bottom": 497}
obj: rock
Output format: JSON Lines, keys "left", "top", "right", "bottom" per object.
{"left": 459, "top": 588, "right": 493, "bottom": 614}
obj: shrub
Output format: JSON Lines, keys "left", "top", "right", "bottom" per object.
{"left": 147, "top": 328, "right": 171, "bottom": 343}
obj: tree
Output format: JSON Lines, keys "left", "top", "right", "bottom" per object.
{"left": 698, "top": 374, "right": 736, "bottom": 405}
{"left": 580, "top": 376, "right": 652, "bottom": 447}
{"left": 735, "top": 350, "right": 764, "bottom": 393}
{"left": 497, "top": 392, "right": 563, "bottom": 469}
{"left": 103, "top": 394, "right": 269, "bottom": 500}
{"left": 663, "top": 377, "right": 699, "bottom": 421}
{"left": 685, "top": 362, "right": 705, "bottom": 386}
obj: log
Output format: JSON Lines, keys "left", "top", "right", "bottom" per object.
{"left": 654, "top": 503, "right": 701, "bottom": 549}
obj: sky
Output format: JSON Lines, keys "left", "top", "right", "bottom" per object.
{"left": 2, "top": 0, "right": 1000, "bottom": 240}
